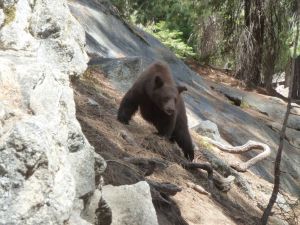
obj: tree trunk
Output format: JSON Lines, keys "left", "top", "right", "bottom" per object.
{"left": 291, "top": 56, "right": 300, "bottom": 99}
{"left": 263, "top": 0, "right": 276, "bottom": 91}
{"left": 250, "top": 0, "right": 264, "bottom": 85}
{"left": 245, "top": 0, "right": 251, "bottom": 27}
{"left": 237, "top": 0, "right": 264, "bottom": 86}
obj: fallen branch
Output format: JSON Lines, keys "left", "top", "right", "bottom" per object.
{"left": 181, "top": 162, "right": 213, "bottom": 181}
{"left": 187, "top": 181, "right": 211, "bottom": 196}
{"left": 212, "top": 172, "right": 235, "bottom": 192}
{"left": 203, "top": 137, "right": 271, "bottom": 172}
{"left": 123, "top": 157, "right": 167, "bottom": 176}
{"left": 146, "top": 179, "right": 182, "bottom": 196}
{"left": 123, "top": 157, "right": 235, "bottom": 192}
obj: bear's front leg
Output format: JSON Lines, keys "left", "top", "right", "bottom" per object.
{"left": 117, "top": 89, "right": 139, "bottom": 124}
{"left": 155, "top": 114, "right": 176, "bottom": 140}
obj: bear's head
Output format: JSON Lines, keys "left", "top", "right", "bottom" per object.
{"left": 151, "top": 76, "right": 187, "bottom": 115}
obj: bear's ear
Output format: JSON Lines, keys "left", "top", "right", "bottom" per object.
{"left": 154, "top": 76, "right": 164, "bottom": 89}
{"left": 177, "top": 85, "right": 187, "bottom": 94}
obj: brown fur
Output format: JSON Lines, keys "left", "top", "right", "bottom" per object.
{"left": 117, "top": 62, "right": 194, "bottom": 160}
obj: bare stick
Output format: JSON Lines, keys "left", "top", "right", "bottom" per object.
{"left": 187, "top": 181, "right": 211, "bottom": 196}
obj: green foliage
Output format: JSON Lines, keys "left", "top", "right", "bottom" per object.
{"left": 240, "top": 101, "right": 250, "bottom": 109}
{"left": 111, "top": 0, "right": 209, "bottom": 42}
{"left": 144, "top": 21, "right": 195, "bottom": 58}
{"left": 111, "top": 0, "right": 297, "bottom": 80}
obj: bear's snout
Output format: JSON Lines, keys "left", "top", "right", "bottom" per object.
{"left": 165, "top": 107, "right": 175, "bottom": 115}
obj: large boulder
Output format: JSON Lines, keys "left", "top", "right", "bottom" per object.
{"left": 103, "top": 182, "right": 158, "bottom": 225}
{"left": 82, "top": 181, "right": 159, "bottom": 225}
{"left": 0, "top": 0, "right": 98, "bottom": 224}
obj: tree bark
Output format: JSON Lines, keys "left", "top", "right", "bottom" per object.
{"left": 238, "top": 0, "right": 265, "bottom": 86}
{"left": 291, "top": 56, "right": 300, "bottom": 99}
{"left": 245, "top": 0, "right": 251, "bottom": 27}
{"left": 250, "top": 0, "right": 264, "bottom": 85}
{"left": 263, "top": 0, "right": 277, "bottom": 91}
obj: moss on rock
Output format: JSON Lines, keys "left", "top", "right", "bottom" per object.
{"left": 3, "top": 6, "right": 16, "bottom": 26}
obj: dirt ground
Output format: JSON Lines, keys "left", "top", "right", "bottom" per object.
{"left": 185, "top": 60, "right": 287, "bottom": 99}
{"left": 72, "top": 66, "right": 297, "bottom": 225}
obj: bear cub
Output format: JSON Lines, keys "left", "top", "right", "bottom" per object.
{"left": 117, "top": 61, "right": 194, "bottom": 161}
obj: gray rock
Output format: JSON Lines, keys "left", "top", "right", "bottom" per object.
{"left": 269, "top": 122, "right": 300, "bottom": 148}
{"left": 119, "top": 129, "right": 138, "bottom": 146}
{"left": 0, "top": 9, "right": 4, "bottom": 27}
{"left": 102, "top": 181, "right": 159, "bottom": 225}
{"left": 69, "top": 0, "right": 198, "bottom": 86}
{"left": 0, "top": 0, "right": 36, "bottom": 50}
{"left": 82, "top": 182, "right": 158, "bottom": 225}
{"left": 88, "top": 98, "right": 99, "bottom": 106}
{"left": 0, "top": 0, "right": 93, "bottom": 224}
{"left": 192, "top": 120, "right": 225, "bottom": 143}
{"left": 269, "top": 217, "right": 289, "bottom": 225}
{"left": 89, "top": 57, "right": 144, "bottom": 93}
{"left": 81, "top": 189, "right": 102, "bottom": 224}
{"left": 210, "top": 82, "right": 300, "bottom": 131}
{"left": 0, "top": 0, "right": 18, "bottom": 8}
{"left": 68, "top": 199, "right": 93, "bottom": 225}
{"left": 291, "top": 103, "right": 300, "bottom": 116}
{"left": 94, "top": 152, "right": 107, "bottom": 176}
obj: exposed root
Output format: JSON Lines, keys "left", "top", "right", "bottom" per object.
{"left": 147, "top": 179, "right": 182, "bottom": 196}
{"left": 181, "top": 161, "right": 213, "bottom": 181}
{"left": 123, "top": 157, "right": 168, "bottom": 176}
{"left": 203, "top": 137, "right": 271, "bottom": 172}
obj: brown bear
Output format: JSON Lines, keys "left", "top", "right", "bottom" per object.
{"left": 117, "top": 61, "right": 194, "bottom": 161}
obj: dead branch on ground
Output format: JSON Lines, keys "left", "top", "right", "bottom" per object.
{"left": 203, "top": 137, "right": 271, "bottom": 172}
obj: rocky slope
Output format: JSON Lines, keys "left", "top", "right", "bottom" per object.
{"left": 72, "top": 62, "right": 298, "bottom": 225}
{"left": 1, "top": 0, "right": 299, "bottom": 224}
{"left": 69, "top": 0, "right": 300, "bottom": 197}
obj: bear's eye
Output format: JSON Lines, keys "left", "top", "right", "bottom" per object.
{"left": 162, "top": 97, "right": 170, "bottom": 103}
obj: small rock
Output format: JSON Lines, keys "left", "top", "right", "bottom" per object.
{"left": 94, "top": 152, "right": 107, "bottom": 175}
{"left": 291, "top": 103, "right": 300, "bottom": 115}
{"left": 119, "top": 129, "right": 137, "bottom": 146}
{"left": 270, "top": 216, "right": 289, "bottom": 225}
{"left": 193, "top": 120, "right": 224, "bottom": 143}
{"left": 88, "top": 98, "right": 99, "bottom": 106}
{"left": 1, "top": 0, "right": 17, "bottom": 8}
